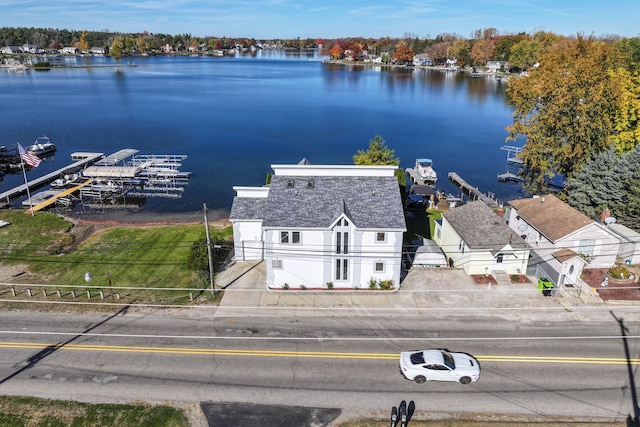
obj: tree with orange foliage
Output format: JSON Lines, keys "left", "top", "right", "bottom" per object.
{"left": 393, "top": 44, "right": 414, "bottom": 64}
{"left": 330, "top": 43, "right": 344, "bottom": 59}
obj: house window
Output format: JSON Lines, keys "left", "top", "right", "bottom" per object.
{"left": 376, "top": 232, "right": 386, "bottom": 242}
{"left": 286, "top": 179, "right": 295, "bottom": 188}
{"left": 375, "top": 262, "right": 385, "bottom": 272}
{"left": 280, "top": 231, "right": 301, "bottom": 244}
{"left": 272, "top": 259, "right": 283, "bottom": 269}
{"left": 306, "top": 179, "right": 315, "bottom": 188}
{"left": 496, "top": 254, "right": 504, "bottom": 264}
{"left": 336, "top": 232, "right": 348, "bottom": 254}
{"left": 578, "top": 239, "right": 596, "bottom": 256}
{"left": 436, "top": 228, "right": 441, "bottom": 240}
{"left": 335, "top": 259, "right": 348, "bottom": 281}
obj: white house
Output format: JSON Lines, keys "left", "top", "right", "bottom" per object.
{"left": 61, "top": 47, "right": 79, "bottom": 54}
{"left": 433, "top": 201, "right": 530, "bottom": 276}
{"left": 413, "top": 53, "right": 432, "bottom": 67}
{"left": 230, "top": 162, "right": 407, "bottom": 289}
{"left": 507, "top": 194, "right": 620, "bottom": 287}
{"left": 486, "top": 61, "right": 509, "bottom": 73}
{"left": 607, "top": 223, "right": 640, "bottom": 265}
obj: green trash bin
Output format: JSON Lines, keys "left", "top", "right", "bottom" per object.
{"left": 538, "top": 277, "right": 553, "bottom": 296}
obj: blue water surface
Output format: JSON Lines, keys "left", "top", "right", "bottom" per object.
{"left": 0, "top": 52, "right": 524, "bottom": 218}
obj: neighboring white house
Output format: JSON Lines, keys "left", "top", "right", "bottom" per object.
{"left": 607, "top": 222, "right": 640, "bottom": 265}
{"left": 507, "top": 194, "right": 620, "bottom": 287}
{"left": 229, "top": 162, "right": 407, "bottom": 289}
{"left": 433, "top": 201, "right": 530, "bottom": 275}
{"left": 413, "top": 53, "right": 432, "bottom": 67}
{"left": 21, "top": 44, "right": 41, "bottom": 53}
{"left": 486, "top": 61, "right": 509, "bottom": 73}
{"left": 0, "top": 46, "right": 23, "bottom": 54}
{"left": 61, "top": 47, "right": 79, "bottom": 54}
{"left": 89, "top": 46, "right": 105, "bottom": 55}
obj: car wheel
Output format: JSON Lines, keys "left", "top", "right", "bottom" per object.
{"left": 414, "top": 375, "right": 426, "bottom": 384}
{"left": 459, "top": 376, "right": 472, "bottom": 385}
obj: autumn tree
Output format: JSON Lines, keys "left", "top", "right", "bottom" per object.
{"left": 449, "top": 39, "right": 472, "bottom": 67}
{"left": 109, "top": 36, "right": 124, "bottom": 60}
{"left": 330, "top": 43, "right": 344, "bottom": 59}
{"left": 426, "top": 42, "right": 450, "bottom": 65}
{"left": 393, "top": 43, "right": 414, "bottom": 64}
{"left": 506, "top": 35, "right": 623, "bottom": 192}
{"left": 470, "top": 38, "right": 495, "bottom": 65}
{"left": 78, "top": 31, "right": 90, "bottom": 51}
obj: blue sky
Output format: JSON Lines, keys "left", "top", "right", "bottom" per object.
{"left": 2, "top": 0, "right": 639, "bottom": 39}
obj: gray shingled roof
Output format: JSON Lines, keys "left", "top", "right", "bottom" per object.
{"left": 442, "top": 201, "right": 529, "bottom": 254}
{"left": 230, "top": 197, "right": 267, "bottom": 221}
{"left": 231, "top": 174, "right": 406, "bottom": 230}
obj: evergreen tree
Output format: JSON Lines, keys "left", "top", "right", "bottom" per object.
{"left": 565, "top": 148, "right": 624, "bottom": 218}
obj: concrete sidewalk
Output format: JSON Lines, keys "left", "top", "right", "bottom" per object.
{"left": 214, "top": 261, "right": 638, "bottom": 321}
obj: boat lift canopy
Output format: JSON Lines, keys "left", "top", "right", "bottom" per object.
{"left": 82, "top": 165, "right": 142, "bottom": 178}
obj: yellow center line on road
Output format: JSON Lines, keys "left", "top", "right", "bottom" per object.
{"left": 0, "top": 341, "right": 638, "bottom": 364}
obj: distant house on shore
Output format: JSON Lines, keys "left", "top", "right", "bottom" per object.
{"left": 486, "top": 61, "right": 509, "bottom": 73}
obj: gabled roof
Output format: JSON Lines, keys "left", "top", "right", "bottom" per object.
{"left": 552, "top": 248, "right": 584, "bottom": 264}
{"left": 442, "top": 201, "right": 529, "bottom": 254}
{"left": 509, "top": 194, "right": 593, "bottom": 242}
{"left": 230, "top": 164, "right": 406, "bottom": 230}
{"left": 261, "top": 175, "right": 405, "bottom": 229}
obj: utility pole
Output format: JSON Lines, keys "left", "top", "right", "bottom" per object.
{"left": 203, "top": 203, "right": 215, "bottom": 295}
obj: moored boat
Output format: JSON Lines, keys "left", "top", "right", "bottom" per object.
{"left": 27, "top": 135, "right": 57, "bottom": 157}
{"left": 414, "top": 158, "right": 437, "bottom": 183}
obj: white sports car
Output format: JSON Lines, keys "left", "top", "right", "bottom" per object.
{"left": 400, "top": 348, "right": 481, "bottom": 384}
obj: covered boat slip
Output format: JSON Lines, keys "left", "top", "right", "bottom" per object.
{"left": 82, "top": 165, "right": 142, "bottom": 178}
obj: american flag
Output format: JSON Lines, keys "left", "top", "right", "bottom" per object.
{"left": 17, "top": 143, "right": 42, "bottom": 168}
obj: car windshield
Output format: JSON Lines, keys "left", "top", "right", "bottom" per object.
{"left": 410, "top": 352, "right": 425, "bottom": 364}
{"left": 441, "top": 351, "right": 456, "bottom": 370}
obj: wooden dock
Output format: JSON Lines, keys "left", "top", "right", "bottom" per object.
{"left": 0, "top": 153, "right": 103, "bottom": 203}
{"left": 448, "top": 172, "right": 500, "bottom": 209}
{"left": 24, "top": 180, "right": 93, "bottom": 214}
{"left": 497, "top": 171, "right": 524, "bottom": 183}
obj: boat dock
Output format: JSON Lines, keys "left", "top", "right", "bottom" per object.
{"left": 0, "top": 152, "right": 104, "bottom": 203}
{"left": 448, "top": 172, "right": 500, "bottom": 209}
{"left": 406, "top": 167, "right": 436, "bottom": 186}
{"left": 24, "top": 180, "right": 93, "bottom": 214}
{"left": 497, "top": 171, "right": 524, "bottom": 183}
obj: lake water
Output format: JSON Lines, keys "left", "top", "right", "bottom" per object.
{"left": 0, "top": 51, "right": 524, "bottom": 220}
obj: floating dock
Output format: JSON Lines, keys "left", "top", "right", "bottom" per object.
{"left": 497, "top": 171, "right": 524, "bottom": 183}
{"left": 448, "top": 172, "right": 500, "bottom": 209}
{"left": 0, "top": 153, "right": 104, "bottom": 203}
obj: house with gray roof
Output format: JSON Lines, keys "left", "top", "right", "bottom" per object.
{"left": 230, "top": 163, "right": 406, "bottom": 289}
{"left": 507, "top": 194, "right": 620, "bottom": 288}
{"left": 433, "top": 201, "right": 531, "bottom": 276}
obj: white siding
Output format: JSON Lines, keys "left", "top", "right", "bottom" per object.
{"left": 232, "top": 220, "right": 263, "bottom": 261}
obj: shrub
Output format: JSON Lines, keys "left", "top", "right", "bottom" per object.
{"left": 283, "top": 283, "right": 289, "bottom": 290}
{"left": 378, "top": 279, "right": 393, "bottom": 290}
{"left": 609, "top": 265, "right": 629, "bottom": 279}
{"left": 326, "top": 281, "right": 334, "bottom": 290}
{"left": 369, "top": 277, "right": 379, "bottom": 289}
{"left": 300, "top": 285, "right": 306, "bottom": 290}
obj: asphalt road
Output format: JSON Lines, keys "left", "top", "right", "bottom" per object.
{"left": 0, "top": 309, "right": 638, "bottom": 425}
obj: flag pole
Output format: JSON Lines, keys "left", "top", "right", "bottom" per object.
{"left": 18, "top": 143, "right": 35, "bottom": 216}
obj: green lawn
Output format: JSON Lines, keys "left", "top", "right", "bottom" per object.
{"left": 0, "top": 210, "right": 232, "bottom": 304}
{"left": 0, "top": 395, "right": 190, "bottom": 427}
